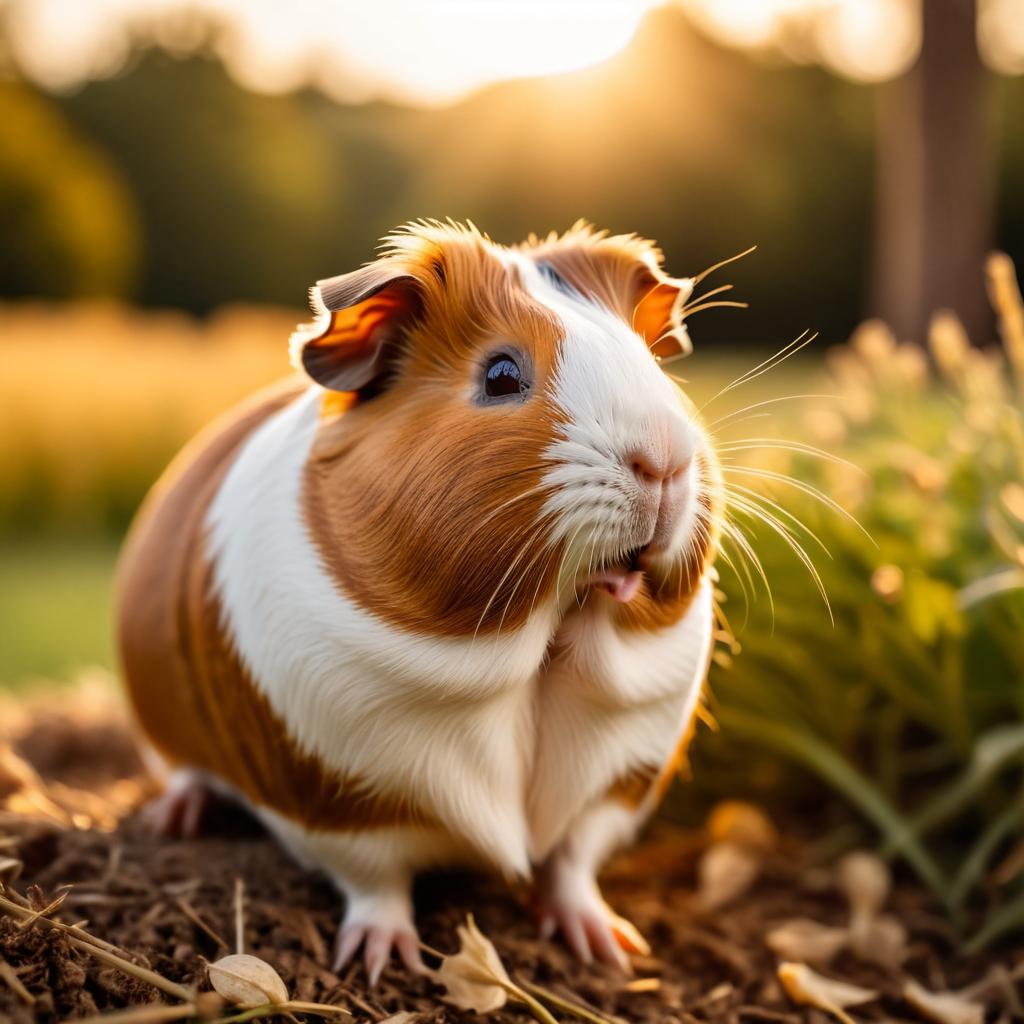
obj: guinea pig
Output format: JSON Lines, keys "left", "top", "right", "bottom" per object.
{"left": 116, "top": 220, "right": 722, "bottom": 982}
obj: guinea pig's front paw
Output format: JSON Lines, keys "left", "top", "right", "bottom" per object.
{"left": 332, "top": 887, "right": 422, "bottom": 985}
{"left": 534, "top": 861, "right": 649, "bottom": 973}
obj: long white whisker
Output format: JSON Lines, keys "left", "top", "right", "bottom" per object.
{"left": 707, "top": 394, "right": 839, "bottom": 430}
{"left": 722, "top": 464, "right": 874, "bottom": 544}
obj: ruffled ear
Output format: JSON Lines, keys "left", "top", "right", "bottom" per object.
{"left": 632, "top": 276, "right": 694, "bottom": 359}
{"left": 525, "top": 224, "right": 695, "bottom": 360}
{"left": 290, "top": 262, "right": 423, "bottom": 393}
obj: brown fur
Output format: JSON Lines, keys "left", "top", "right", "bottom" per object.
{"left": 117, "top": 379, "right": 435, "bottom": 830}
{"left": 303, "top": 228, "right": 569, "bottom": 635}
{"left": 301, "top": 222, "right": 713, "bottom": 638}
{"left": 522, "top": 222, "right": 690, "bottom": 356}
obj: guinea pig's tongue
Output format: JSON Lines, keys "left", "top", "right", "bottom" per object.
{"left": 590, "top": 568, "right": 644, "bottom": 603}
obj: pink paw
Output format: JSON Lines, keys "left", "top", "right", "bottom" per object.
{"left": 332, "top": 891, "right": 422, "bottom": 985}
{"left": 142, "top": 771, "right": 213, "bottom": 838}
{"left": 534, "top": 864, "right": 649, "bottom": 971}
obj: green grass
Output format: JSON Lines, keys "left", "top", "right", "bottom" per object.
{"left": 0, "top": 538, "right": 118, "bottom": 688}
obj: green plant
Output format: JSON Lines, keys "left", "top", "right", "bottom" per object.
{"left": 696, "top": 253, "right": 1024, "bottom": 948}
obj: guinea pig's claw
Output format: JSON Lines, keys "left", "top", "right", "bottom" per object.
{"left": 333, "top": 923, "right": 423, "bottom": 984}
{"left": 142, "top": 772, "right": 212, "bottom": 839}
{"left": 537, "top": 903, "right": 632, "bottom": 972}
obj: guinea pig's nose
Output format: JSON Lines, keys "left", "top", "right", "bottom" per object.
{"left": 628, "top": 445, "right": 691, "bottom": 489}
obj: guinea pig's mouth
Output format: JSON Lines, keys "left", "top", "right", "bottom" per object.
{"left": 585, "top": 546, "right": 645, "bottom": 603}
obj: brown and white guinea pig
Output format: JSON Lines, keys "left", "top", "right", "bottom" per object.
{"left": 116, "top": 220, "right": 722, "bottom": 982}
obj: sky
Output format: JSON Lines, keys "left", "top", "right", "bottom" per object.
{"left": 4, "top": 0, "right": 1021, "bottom": 107}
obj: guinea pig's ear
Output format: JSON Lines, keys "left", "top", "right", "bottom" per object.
{"left": 290, "top": 263, "right": 423, "bottom": 393}
{"left": 632, "top": 274, "right": 694, "bottom": 360}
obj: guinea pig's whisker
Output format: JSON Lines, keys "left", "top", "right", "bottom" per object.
{"left": 721, "top": 464, "right": 872, "bottom": 542}
{"left": 689, "top": 244, "right": 758, "bottom": 288}
{"left": 471, "top": 482, "right": 558, "bottom": 534}
{"left": 717, "top": 438, "right": 860, "bottom": 472}
{"left": 725, "top": 493, "right": 833, "bottom": 623}
{"left": 472, "top": 514, "right": 556, "bottom": 644}
{"left": 724, "top": 482, "right": 832, "bottom": 559}
{"left": 700, "top": 329, "right": 818, "bottom": 412}
{"left": 713, "top": 532, "right": 753, "bottom": 626}
{"left": 707, "top": 393, "right": 839, "bottom": 430}
{"left": 493, "top": 525, "right": 562, "bottom": 641}
{"left": 681, "top": 299, "right": 750, "bottom": 320}
{"left": 720, "top": 515, "right": 774, "bottom": 621}
{"left": 680, "top": 283, "right": 734, "bottom": 313}
{"left": 726, "top": 490, "right": 829, "bottom": 571}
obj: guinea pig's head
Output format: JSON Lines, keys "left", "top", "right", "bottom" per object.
{"left": 292, "top": 221, "right": 721, "bottom": 637}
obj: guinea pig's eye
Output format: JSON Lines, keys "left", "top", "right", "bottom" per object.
{"left": 483, "top": 353, "right": 529, "bottom": 400}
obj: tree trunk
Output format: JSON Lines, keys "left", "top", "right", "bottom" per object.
{"left": 870, "top": 0, "right": 993, "bottom": 343}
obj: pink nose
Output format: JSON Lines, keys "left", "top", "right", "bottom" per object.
{"left": 629, "top": 446, "right": 691, "bottom": 488}
{"left": 627, "top": 429, "right": 693, "bottom": 551}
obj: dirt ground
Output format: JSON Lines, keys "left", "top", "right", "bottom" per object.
{"left": 0, "top": 683, "right": 1020, "bottom": 1023}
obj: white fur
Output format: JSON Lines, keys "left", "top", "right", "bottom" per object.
{"left": 207, "top": 389, "right": 552, "bottom": 878}
{"left": 510, "top": 254, "right": 704, "bottom": 578}
{"left": 528, "top": 581, "right": 713, "bottom": 861}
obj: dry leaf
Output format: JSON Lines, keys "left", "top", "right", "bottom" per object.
{"left": 848, "top": 912, "right": 907, "bottom": 967}
{"left": 765, "top": 918, "right": 848, "bottom": 965}
{"left": 378, "top": 1015, "right": 417, "bottom": 1024}
{"left": 432, "top": 915, "right": 513, "bottom": 1014}
{"left": 696, "top": 841, "right": 761, "bottom": 909}
{"left": 837, "top": 851, "right": 890, "bottom": 921}
{"left": 208, "top": 953, "right": 289, "bottom": 1007}
{"left": 777, "top": 962, "right": 879, "bottom": 1024}
{"left": 706, "top": 801, "right": 778, "bottom": 852}
{"left": 904, "top": 979, "right": 984, "bottom": 1024}
{"left": 0, "top": 857, "right": 22, "bottom": 882}
{"left": 623, "top": 978, "right": 661, "bottom": 993}
{"left": 837, "top": 850, "right": 891, "bottom": 958}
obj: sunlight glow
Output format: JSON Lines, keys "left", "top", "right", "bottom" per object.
{"left": 681, "top": 0, "right": 920, "bottom": 83}
{"left": 7, "top": 0, "right": 657, "bottom": 105}
{"left": 979, "top": 0, "right": 1024, "bottom": 75}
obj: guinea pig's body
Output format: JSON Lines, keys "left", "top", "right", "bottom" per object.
{"left": 117, "top": 222, "right": 721, "bottom": 980}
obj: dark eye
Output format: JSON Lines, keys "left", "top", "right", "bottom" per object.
{"left": 483, "top": 353, "right": 529, "bottom": 400}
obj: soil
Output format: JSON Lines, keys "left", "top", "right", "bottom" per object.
{"left": 0, "top": 684, "right": 1020, "bottom": 1023}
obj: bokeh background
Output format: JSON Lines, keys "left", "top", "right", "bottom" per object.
{"left": 3, "top": 0, "right": 1024, "bottom": 948}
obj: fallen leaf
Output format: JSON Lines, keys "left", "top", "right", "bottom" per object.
{"left": 432, "top": 915, "right": 512, "bottom": 1014}
{"left": 0, "top": 858, "right": 22, "bottom": 882}
{"left": 706, "top": 801, "right": 778, "bottom": 852}
{"left": 848, "top": 912, "right": 907, "bottom": 967}
{"left": 765, "top": 918, "right": 848, "bottom": 965}
{"left": 623, "top": 978, "right": 660, "bottom": 993}
{"left": 837, "top": 851, "right": 890, "bottom": 920}
{"left": 208, "top": 953, "right": 289, "bottom": 1008}
{"left": 777, "top": 962, "right": 879, "bottom": 1024}
{"left": 904, "top": 979, "right": 984, "bottom": 1024}
{"left": 837, "top": 851, "right": 891, "bottom": 953}
{"left": 696, "top": 841, "right": 761, "bottom": 909}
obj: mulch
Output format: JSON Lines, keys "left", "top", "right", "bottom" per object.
{"left": 0, "top": 683, "right": 1020, "bottom": 1023}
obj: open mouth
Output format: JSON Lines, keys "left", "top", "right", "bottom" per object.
{"left": 586, "top": 546, "right": 645, "bottom": 604}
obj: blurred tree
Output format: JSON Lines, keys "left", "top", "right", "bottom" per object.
{"left": 59, "top": 45, "right": 340, "bottom": 312}
{"left": 870, "top": 0, "right": 993, "bottom": 342}
{"left": 0, "top": 81, "right": 139, "bottom": 298}
{"left": 682, "top": 0, "right": 995, "bottom": 343}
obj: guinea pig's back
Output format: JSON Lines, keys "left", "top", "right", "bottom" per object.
{"left": 116, "top": 377, "right": 306, "bottom": 789}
